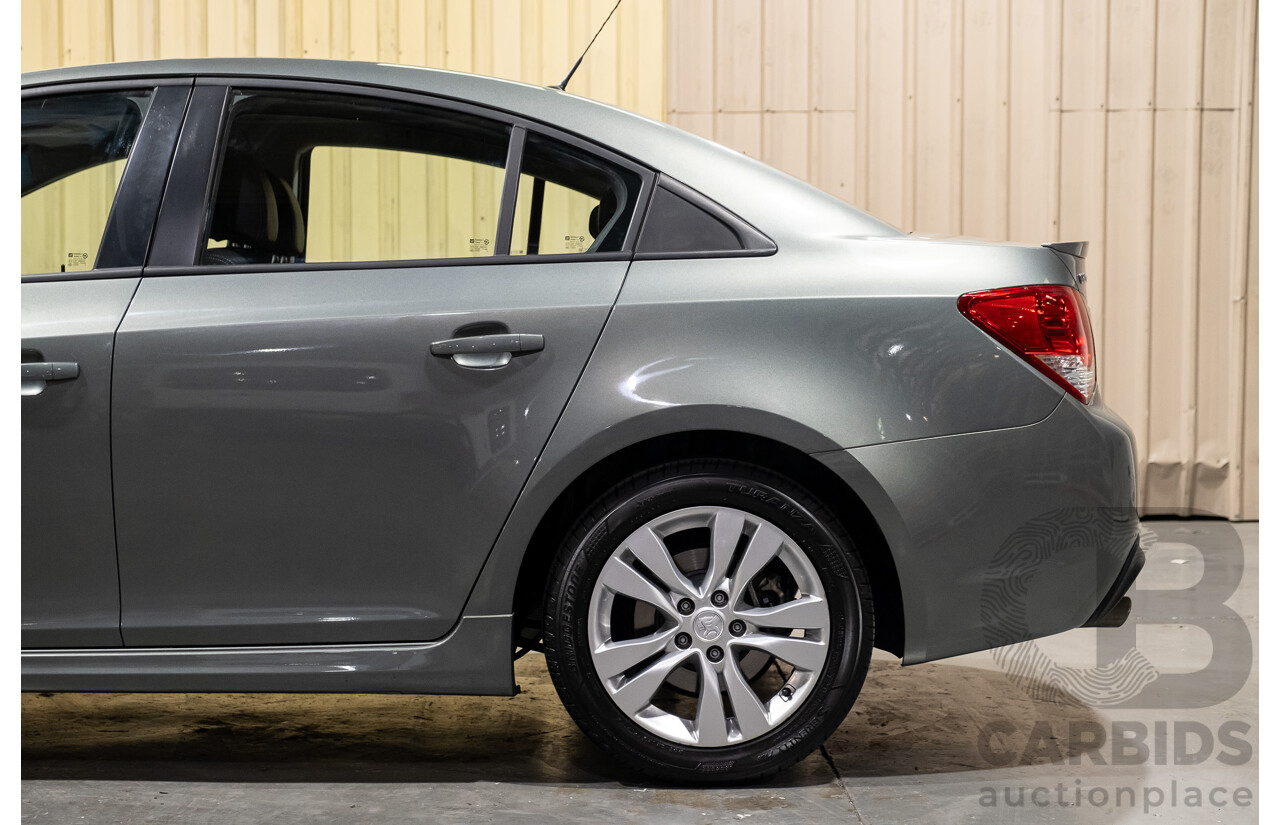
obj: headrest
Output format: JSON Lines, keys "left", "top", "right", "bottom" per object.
{"left": 588, "top": 188, "right": 620, "bottom": 239}
{"left": 209, "top": 152, "right": 306, "bottom": 258}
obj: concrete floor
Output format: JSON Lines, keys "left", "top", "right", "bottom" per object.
{"left": 22, "top": 520, "right": 1257, "bottom": 824}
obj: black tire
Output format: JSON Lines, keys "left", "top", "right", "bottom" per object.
{"left": 543, "top": 459, "right": 874, "bottom": 784}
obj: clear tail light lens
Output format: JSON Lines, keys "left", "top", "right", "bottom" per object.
{"left": 957, "top": 284, "right": 1096, "bottom": 404}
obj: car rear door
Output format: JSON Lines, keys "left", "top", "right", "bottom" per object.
{"left": 111, "top": 80, "right": 651, "bottom": 647}
{"left": 21, "top": 79, "right": 190, "bottom": 648}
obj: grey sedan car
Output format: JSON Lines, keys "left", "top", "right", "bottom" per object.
{"left": 22, "top": 59, "right": 1141, "bottom": 783}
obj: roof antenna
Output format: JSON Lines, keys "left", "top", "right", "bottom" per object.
{"left": 554, "top": 0, "right": 624, "bottom": 91}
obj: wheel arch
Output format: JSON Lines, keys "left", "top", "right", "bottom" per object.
{"left": 505, "top": 428, "right": 906, "bottom": 658}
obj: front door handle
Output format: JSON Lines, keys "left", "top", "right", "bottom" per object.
{"left": 430, "top": 333, "right": 544, "bottom": 370}
{"left": 22, "top": 361, "right": 79, "bottom": 396}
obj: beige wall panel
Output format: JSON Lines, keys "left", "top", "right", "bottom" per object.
{"left": 1060, "top": 0, "right": 1108, "bottom": 110}
{"left": 668, "top": 0, "right": 714, "bottom": 112}
{"left": 634, "top": 0, "right": 665, "bottom": 118}
{"left": 21, "top": 0, "right": 61, "bottom": 72}
{"left": 763, "top": 111, "right": 809, "bottom": 181}
{"left": 111, "top": 0, "right": 157, "bottom": 62}
{"left": 301, "top": 0, "right": 330, "bottom": 57}
{"left": 1101, "top": 109, "right": 1154, "bottom": 495}
{"left": 254, "top": 0, "right": 284, "bottom": 57}
{"left": 864, "top": 0, "right": 906, "bottom": 228}
{"left": 1007, "top": 0, "right": 1053, "bottom": 244}
{"left": 398, "top": 0, "right": 427, "bottom": 63}
{"left": 1241, "top": 49, "right": 1257, "bottom": 520}
{"left": 486, "top": 3, "right": 522, "bottom": 94}
{"left": 583, "top": 0, "right": 619, "bottom": 106}
{"left": 810, "top": 110, "right": 858, "bottom": 203}
{"left": 714, "top": 0, "right": 762, "bottom": 112}
{"left": 959, "top": 0, "right": 1009, "bottom": 240}
{"left": 347, "top": 0, "right": 377, "bottom": 60}
{"left": 714, "top": 111, "right": 762, "bottom": 159}
{"left": 64, "top": 0, "right": 112, "bottom": 64}
{"left": 285, "top": 0, "right": 306, "bottom": 56}
{"left": 1155, "top": 0, "right": 1205, "bottom": 108}
{"left": 900, "top": 0, "right": 916, "bottom": 231}
{"left": 810, "top": 0, "right": 856, "bottom": 111}
{"left": 1106, "top": 0, "right": 1156, "bottom": 110}
{"left": 1145, "top": 109, "right": 1202, "bottom": 514}
{"left": 207, "top": 0, "right": 239, "bottom": 56}
{"left": 669, "top": 111, "right": 714, "bottom": 141}
{"left": 762, "top": 0, "right": 807, "bottom": 112}
{"left": 377, "top": 0, "right": 399, "bottom": 62}
{"left": 616, "top": 0, "right": 639, "bottom": 111}
{"left": 1226, "top": 0, "right": 1256, "bottom": 519}
{"left": 206, "top": 0, "right": 258, "bottom": 56}
{"left": 1201, "top": 0, "right": 1246, "bottom": 109}
{"left": 911, "top": 0, "right": 960, "bottom": 234}
{"left": 443, "top": 0, "right": 471, "bottom": 70}
{"left": 1190, "top": 109, "right": 1239, "bottom": 516}
{"left": 851, "top": 0, "right": 869, "bottom": 208}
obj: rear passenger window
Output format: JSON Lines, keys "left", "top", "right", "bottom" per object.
{"left": 202, "top": 90, "right": 510, "bottom": 266}
{"left": 21, "top": 89, "right": 153, "bottom": 275}
{"left": 509, "top": 132, "right": 641, "bottom": 256}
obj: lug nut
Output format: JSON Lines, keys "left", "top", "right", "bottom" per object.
{"left": 706, "top": 646, "right": 723, "bottom": 662}
{"left": 729, "top": 620, "right": 746, "bottom": 636}
{"left": 677, "top": 598, "right": 695, "bottom": 615}
{"left": 711, "top": 590, "right": 728, "bottom": 607}
{"left": 675, "top": 632, "right": 692, "bottom": 649}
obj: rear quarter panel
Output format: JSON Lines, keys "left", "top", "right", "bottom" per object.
{"left": 462, "top": 237, "right": 1078, "bottom": 624}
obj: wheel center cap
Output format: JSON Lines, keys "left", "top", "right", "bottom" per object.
{"left": 693, "top": 610, "right": 724, "bottom": 642}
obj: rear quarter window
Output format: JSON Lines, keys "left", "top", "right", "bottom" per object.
{"left": 636, "top": 179, "right": 775, "bottom": 258}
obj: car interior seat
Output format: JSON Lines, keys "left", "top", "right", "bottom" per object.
{"left": 204, "top": 152, "right": 306, "bottom": 266}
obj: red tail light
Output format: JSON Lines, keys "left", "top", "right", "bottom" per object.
{"left": 958, "top": 284, "right": 1096, "bottom": 404}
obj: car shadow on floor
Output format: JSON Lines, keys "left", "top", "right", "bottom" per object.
{"left": 21, "top": 655, "right": 1108, "bottom": 786}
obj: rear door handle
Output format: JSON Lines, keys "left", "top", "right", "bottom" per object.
{"left": 22, "top": 361, "right": 79, "bottom": 396}
{"left": 430, "top": 334, "right": 544, "bottom": 370}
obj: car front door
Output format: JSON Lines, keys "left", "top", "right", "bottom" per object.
{"left": 111, "top": 82, "right": 649, "bottom": 647}
{"left": 21, "top": 80, "right": 189, "bottom": 648}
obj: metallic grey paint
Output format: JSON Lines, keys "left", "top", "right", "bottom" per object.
{"left": 22, "top": 615, "right": 514, "bottom": 694}
{"left": 22, "top": 276, "right": 140, "bottom": 648}
{"left": 21, "top": 59, "right": 1138, "bottom": 694}
{"left": 112, "top": 262, "right": 626, "bottom": 646}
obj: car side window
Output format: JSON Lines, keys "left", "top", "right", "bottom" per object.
{"left": 636, "top": 179, "right": 776, "bottom": 257}
{"left": 21, "top": 89, "right": 154, "bottom": 275}
{"left": 509, "top": 132, "right": 641, "bottom": 256}
{"left": 202, "top": 90, "right": 511, "bottom": 266}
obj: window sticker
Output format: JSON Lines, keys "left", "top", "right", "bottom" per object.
{"left": 64, "top": 252, "right": 91, "bottom": 272}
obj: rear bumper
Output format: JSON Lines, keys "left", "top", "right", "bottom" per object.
{"left": 816, "top": 394, "right": 1139, "bottom": 664}
{"left": 1083, "top": 538, "right": 1145, "bottom": 627}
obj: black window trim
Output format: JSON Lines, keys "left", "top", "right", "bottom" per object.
{"left": 144, "top": 76, "right": 657, "bottom": 275}
{"left": 20, "top": 77, "right": 194, "bottom": 283}
{"left": 632, "top": 174, "right": 778, "bottom": 261}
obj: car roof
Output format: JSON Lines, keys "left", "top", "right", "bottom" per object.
{"left": 22, "top": 59, "right": 901, "bottom": 244}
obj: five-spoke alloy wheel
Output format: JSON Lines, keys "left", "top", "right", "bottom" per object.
{"left": 545, "top": 460, "right": 874, "bottom": 784}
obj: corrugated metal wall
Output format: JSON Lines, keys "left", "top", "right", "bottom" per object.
{"left": 20, "top": 0, "right": 664, "bottom": 115}
{"left": 668, "top": 0, "right": 1258, "bottom": 520}
{"left": 21, "top": 0, "right": 1257, "bottom": 518}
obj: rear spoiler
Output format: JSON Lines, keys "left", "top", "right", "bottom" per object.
{"left": 1042, "top": 241, "right": 1089, "bottom": 288}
